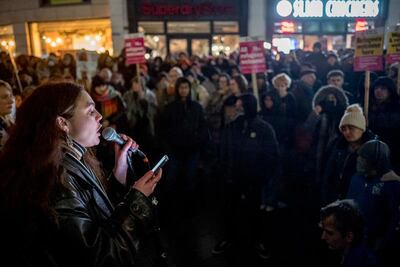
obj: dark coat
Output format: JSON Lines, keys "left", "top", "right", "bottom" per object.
{"left": 159, "top": 99, "right": 208, "bottom": 155}
{"left": 221, "top": 114, "right": 280, "bottom": 206}
{"left": 320, "top": 130, "right": 377, "bottom": 205}
{"left": 1, "top": 149, "right": 154, "bottom": 267}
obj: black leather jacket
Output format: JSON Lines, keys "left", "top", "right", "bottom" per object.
{"left": 51, "top": 152, "right": 155, "bottom": 266}
{"left": 1, "top": 146, "right": 155, "bottom": 267}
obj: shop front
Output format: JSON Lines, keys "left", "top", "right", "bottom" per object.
{"left": 267, "top": 0, "right": 388, "bottom": 53}
{"left": 128, "top": 0, "right": 248, "bottom": 58}
{"left": 0, "top": 25, "right": 15, "bottom": 53}
{"left": 28, "top": 18, "right": 113, "bottom": 58}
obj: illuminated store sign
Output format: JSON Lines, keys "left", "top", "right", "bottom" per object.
{"left": 276, "top": 0, "right": 380, "bottom": 18}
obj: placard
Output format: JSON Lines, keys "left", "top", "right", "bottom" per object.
{"left": 124, "top": 33, "right": 146, "bottom": 65}
{"left": 239, "top": 38, "right": 266, "bottom": 74}
{"left": 354, "top": 29, "right": 384, "bottom": 72}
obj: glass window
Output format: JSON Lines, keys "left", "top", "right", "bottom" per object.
{"left": 0, "top": 25, "right": 15, "bottom": 52}
{"left": 143, "top": 35, "right": 166, "bottom": 59}
{"left": 321, "top": 22, "right": 346, "bottom": 33}
{"left": 303, "top": 22, "right": 320, "bottom": 33}
{"left": 167, "top": 22, "right": 210, "bottom": 33}
{"left": 138, "top": 21, "right": 164, "bottom": 34}
{"left": 169, "top": 39, "right": 188, "bottom": 55}
{"left": 41, "top": 0, "right": 90, "bottom": 5}
{"left": 274, "top": 21, "right": 302, "bottom": 34}
{"left": 213, "top": 21, "right": 239, "bottom": 33}
{"left": 212, "top": 35, "right": 239, "bottom": 56}
{"left": 191, "top": 39, "right": 209, "bottom": 57}
{"left": 29, "top": 19, "right": 113, "bottom": 57}
{"left": 272, "top": 35, "right": 303, "bottom": 53}
{"left": 347, "top": 21, "right": 375, "bottom": 33}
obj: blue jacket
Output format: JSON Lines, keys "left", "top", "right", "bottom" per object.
{"left": 347, "top": 172, "right": 400, "bottom": 256}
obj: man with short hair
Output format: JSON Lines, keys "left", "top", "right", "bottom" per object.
{"left": 320, "top": 199, "right": 378, "bottom": 267}
{"left": 327, "top": 69, "right": 355, "bottom": 103}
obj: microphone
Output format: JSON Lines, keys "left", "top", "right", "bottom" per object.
{"left": 101, "top": 127, "right": 146, "bottom": 159}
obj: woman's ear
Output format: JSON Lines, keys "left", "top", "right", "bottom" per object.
{"left": 56, "top": 116, "right": 70, "bottom": 133}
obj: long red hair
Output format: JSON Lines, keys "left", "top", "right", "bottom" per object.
{"left": 0, "top": 82, "right": 103, "bottom": 219}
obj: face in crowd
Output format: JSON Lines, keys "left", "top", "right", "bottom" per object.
{"left": 218, "top": 76, "right": 229, "bottom": 91}
{"left": 328, "top": 75, "right": 344, "bottom": 89}
{"left": 168, "top": 68, "right": 182, "bottom": 86}
{"left": 301, "top": 73, "right": 316, "bottom": 88}
{"left": 320, "top": 214, "right": 352, "bottom": 251}
{"left": 340, "top": 125, "right": 363, "bottom": 143}
{"left": 274, "top": 79, "right": 289, "bottom": 96}
{"left": 229, "top": 79, "right": 240, "bottom": 96}
{"left": 0, "top": 83, "right": 14, "bottom": 117}
{"left": 177, "top": 81, "right": 191, "bottom": 101}
{"left": 374, "top": 85, "right": 390, "bottom": 104}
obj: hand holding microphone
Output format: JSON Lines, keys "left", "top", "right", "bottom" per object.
{"left": 102, "top": 127, "right": 162, "bottom": 196}
{"left": 102, "top": 127, "right": 146, "bottom": 158}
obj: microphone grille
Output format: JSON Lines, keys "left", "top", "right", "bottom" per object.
{"left": 101, "top": 127, "right": 116, "bottom": 141}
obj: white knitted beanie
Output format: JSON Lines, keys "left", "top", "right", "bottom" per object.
{"left": 339, "top": 104, "right": 366, "bottom": 132}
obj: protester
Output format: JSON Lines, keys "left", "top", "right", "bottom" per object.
{"left": 0, "top": 82, "right": 162, "bottom": 266}
{"left": 321, "top": 104, "right": 377, "bottom": 205}
{"left": 319, "top": 199, "right": 378, "bottom": 267}
{"left": 347, "top": 140, "right": 400, "bottom": 267}
{"left": 0, "top": 80, "right": 14, "bottom": 151}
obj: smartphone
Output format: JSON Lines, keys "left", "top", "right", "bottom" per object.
{"left": 151, "top": 155, "right": 169, "bottom": 174}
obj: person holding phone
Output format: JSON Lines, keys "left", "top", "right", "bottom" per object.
{"left": 0, "top": 82, "right": 162, "bottom": 266}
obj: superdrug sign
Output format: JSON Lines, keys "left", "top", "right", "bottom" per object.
{"left": 138, "top": 1, "right": 237, "bottom": 18}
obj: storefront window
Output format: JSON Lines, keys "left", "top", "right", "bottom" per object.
{"left": 138, "top": 21, "right": 164, "bottom": 34}
{"left": 274, "top": 21, "right": 302, "bottom": 34}
{"left": 169, "top": 38, "right": 188, "bottom": 55}
{"left": 347, "top": 20, "right": 375, "bottom": 33}
{"left": 213, "top": 21, "right": 239, "bottom": 33}
{"left": 212, "top": 35, "right": 239, "bottom": 56}
{"left": 29, "top": 19, "right": 113, "bottom": 57}
{"left": 144, "top": 35, "right": 166, "bottom": 58}
{"left": 321, "top": 22, "right": 346, "bottom": 33}
{"left": 191, "top": 39, "right": 209, "bottom": 57}
{"left": 303, "top": 21, "right": 320, "bottom": 33}
{"left": 0, "top": 25, "right": 15, "bottom": 52}
{"left": 167, "top": 21, "right": 210, "bottom": 33}
{"left": 272, "top": 34, "right": 303, "bottom": 53}
{"left": 41, "top": 0, "right": 90, "bottom": 6}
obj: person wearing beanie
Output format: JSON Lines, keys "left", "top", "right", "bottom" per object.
{"left": 347, "top": 140, "right": 400, "bottom": 267}
{"left": 320, "top": 104, "right": 378, "bottom": 206}
{"left": 368, "top": 76, "right": 400, "bottom": 174}
{"left": 213, "top": 93, "right": 280, "bottom": 258}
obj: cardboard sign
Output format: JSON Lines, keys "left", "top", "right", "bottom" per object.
{"left": 386, "top": 31, "right": 400, "bottom": 65}
{"left": 354, "top": 29, "right": 384, "bottom": 72}
{"left": 239, "top": 39, "right": 266, "bottom": 74}
{"left": 124, "top": 33, "right": 146, "bottom": 65}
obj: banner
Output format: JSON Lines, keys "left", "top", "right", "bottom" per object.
{"left": 124, "top": 33, "right": 146, "bottom": 65}
{"left": 386, "top": 31, "right": 400, "bottom": 65}
{"left": 354, "top": 29, "right": 384, "bottom": 72}
{"left": 239, "top": 38, "right": 266, "bottom": 74}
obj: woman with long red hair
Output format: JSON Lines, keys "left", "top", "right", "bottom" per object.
{"left": 0, "top": 82, "right": 162, "bottom": 266}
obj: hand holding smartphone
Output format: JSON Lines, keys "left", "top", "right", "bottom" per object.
{"left": 151, "top": 155, "right": 169, "bottom": 174}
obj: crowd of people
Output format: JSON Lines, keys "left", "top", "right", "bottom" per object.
{"left": 0, "top": 41, "right": 400, "bottom": 267}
